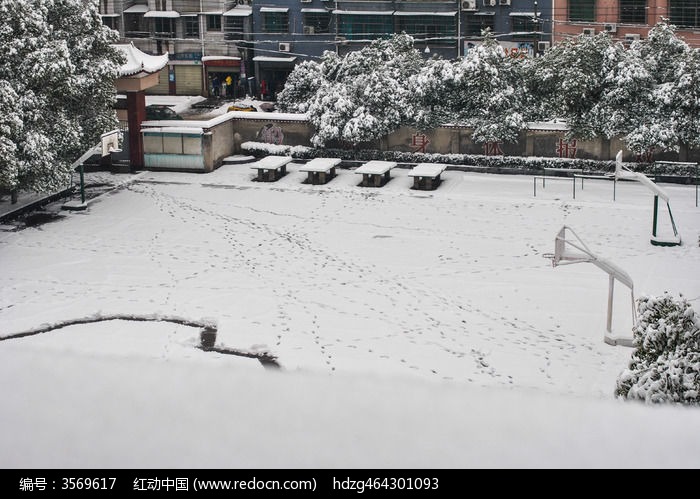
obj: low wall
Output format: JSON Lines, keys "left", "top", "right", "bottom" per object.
{"left": 140, "top": 111, "right": 699, "bottom": 172}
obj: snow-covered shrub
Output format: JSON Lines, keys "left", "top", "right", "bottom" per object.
{"left": 616, "top": 294, "right": 700, "bottom": 405}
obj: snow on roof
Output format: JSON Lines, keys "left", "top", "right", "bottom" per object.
{"left": 300, "top": 8, "right": 328, "bottom": 13}
{"left": 333, "top": 10, "right": 394, "bottom": 15}
{"left": 252, "top": 56, "right": 297, "bottom": 63}
{"left": 144, "top": 11, "right": 180, "bottom": 18}
{"left": 123, "top": 5, "right": 149, "bottom": 14}
{"left": 223, "top": 7, "right": 252, "bottom": 16}
{"left": 260, "top": 7, "right": 289, "bottom": 13}
{"left": 99, "top": 13, "right": 120, "bottom": 18}
{"left": 527, "top": 121, "right": 570, "bottom": 131}
{"left": 228, "top": 111, "right": 308, "bottom": 121}
{"left": 298, "top": 158, "right": 342, "bottom": 172}
{"left": 201, "top": 56, "right": 241, "bottom": 62}
{"left": 354, "top": 161, "right": 397, "bottom": 175}
{"left": 251, "top": 156, "right": 293, "bottom": 170}
{"left": 408, "top": 163, "right": 448, "bottom": 177}
{"left": 114, "top": 43, "right": 169, "bottom": 77}
{"left": 394, "top": 11, "right": 457, "bottom": 16}
{"left": 509, "top": 12, "right": 537, "bottom": 17}
{"left": 141, "top": 126, "right": 204, "bottom": 135}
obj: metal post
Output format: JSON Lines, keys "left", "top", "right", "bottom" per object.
{"left": 572, "top": 176, "right": 575, "bottom": 199}
{"left": 613, "top": 177, "right": 616, "bottom": 201}
{"left": 607, "top": 275, "right": 614, "bottom": 334}
{"left": 79, "top": 163, "right": 85, "bottom": 204}
{"left": 652, "top": 194, "right": 659, "bottom": 237}
{"left": 533, "top": 177, "right": 537, "bottom": 197}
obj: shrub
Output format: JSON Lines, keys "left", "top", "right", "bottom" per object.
{"left": 615, "top": 293, "right": 700, "bottom": 405}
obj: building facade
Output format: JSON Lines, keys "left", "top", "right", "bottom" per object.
{"left": 100, "top": 0, "right": 553, "bottom": 97}
{"left": 553, "top": 0, "right": 700, "bottom": 46}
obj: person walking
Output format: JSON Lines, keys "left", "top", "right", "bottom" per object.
{"left": 211, "top": 74, "right": 220, "bottom": 98}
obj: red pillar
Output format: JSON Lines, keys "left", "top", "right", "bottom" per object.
{"left": 126, "top": 91, "right": 146, "bottom": 169}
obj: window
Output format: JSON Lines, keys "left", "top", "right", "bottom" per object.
{"left": 569, "top": 0, "right": 596, "bottom": 22}
{"left": 511, "top": 15, "right": 538, "bottom": 33}
{"left": 395, "top": 15, "right": 456, "bottom": 46}
{"left": 464, "top": 14, "right": 495, "bottom": 37}
{"left": 337, "top": 14, "right": 393, "bottom": 40}
{"left": 619, "top": 0, "right": 646, "bottom": 24}
{"left": 102, "top": 17, "right": 119, "bottom": 31}
{"left": 184, "top": 16, "right": 199, "bottom": 38}
{"left": 125, "top": 14, "right": 149, "bottom": 38}
{"left": 154, "top": 17, "right": 175, "bottom": 38}
{"left": 303, "top": 13, "right": 331, "bottom": 34}
{"left": 224, "top": 17, "right": 245, "bottom": 40}
{"left": 670, "top": 0, "right": 700, "bottom": 27}
{"left": 207, "top": 15, "right": 221, "bottom": 31}
{"left": 263, "top": 12, "right": 289, "bottom": 33}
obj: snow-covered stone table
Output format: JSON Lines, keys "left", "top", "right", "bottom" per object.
{"left": 250, "top": 156, "right": 293, "bottom": 182}
{"left": 354, "top": 161, "right": 397, "bottom": 187}
{"left": 408, "top": 163, "right": 448, "bottom": 190}
{"left": 298, "top": 158, "right": 342, "bottom": 185}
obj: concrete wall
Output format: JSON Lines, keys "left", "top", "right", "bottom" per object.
{"left": 141, "top": 112, "right": 700, "bottom": 172}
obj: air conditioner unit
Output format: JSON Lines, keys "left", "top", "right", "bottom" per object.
{"left": 278, "top": 42, "right": 291, "bottom": 52}
{"left": 625, "top": 33, "right": 641, "bottom": 42}
{"left": 461, "top": 0, "right": 477, "bottom": 10}
{"left": 303, "top": 26, "right": 315, "bottom": 35}
{"left": 537, "top": 41, "right": 551, "bottom": 52}
{"left": 582, "top": 28, "right": 596, "bottom": 36}
{"left": 604, "top": 23, "right": 617, "bottom": 33}
{"left": 483, "top": 0, "right": 496, "bottom": 6}
{"left": 499, "top": 0, "right": 511, "bottom": 5}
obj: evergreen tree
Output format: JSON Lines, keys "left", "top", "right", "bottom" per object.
{"left": 304, "top": 34, "right": 423, "bottom": 147}
{"left": 616, "top": 294, "right": 700, "bottom": 405}
{"left": 0, "top": 0, "right": 123, "bottom": 193}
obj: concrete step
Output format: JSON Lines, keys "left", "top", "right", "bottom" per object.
{"left": 222, "top": 155, "right": 257, "bottom": 165}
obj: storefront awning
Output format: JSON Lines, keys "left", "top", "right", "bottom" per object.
{"left": 394, "top": 11, "right": 457, "bottom": 16}
{"left": 509, "top": 12, "right": 537, "bottom": 17}
{"left": 333, "top": 10, "right": 394, "bottom": 15}
{"left": 123, "top": 5, "right": 149, "bottom": 14}
{"left": 300, "top": 8, "right": 328, "bottom": 13}
{"left": 144, "top": 11, "right": 180, "bottom": 18}
{"left": 253, "top": 56, "right": 297, "bottom": 63}
{"left": 260, "top": 7, "right": 289, "bottom": 13}
{"left": 223, "top": 8, "right": 252, "bottom": 17}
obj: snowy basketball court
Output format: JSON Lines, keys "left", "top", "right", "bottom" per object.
{"left": 1, "top": 164, "right": 699, "bottom": 467}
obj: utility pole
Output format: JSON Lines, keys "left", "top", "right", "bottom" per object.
{"left": 533, "top": 1, "right": 539, "bottom": 56}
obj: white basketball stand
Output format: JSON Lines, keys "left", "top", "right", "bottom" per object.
{"left": 614, "top": 150, "right": 681, "bottom": 247}
{"left": 544, "top": 226, "right": 636, "bottom": 347}
{"left": 63, "top": 130, "right": 122, "bottom": 211}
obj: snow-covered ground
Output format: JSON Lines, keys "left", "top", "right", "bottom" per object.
{"left": 1, "top": 164, "right": 699, "bottom": 468}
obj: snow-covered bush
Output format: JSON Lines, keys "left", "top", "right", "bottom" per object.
{"left": 616, "top": 294, "right": 700, "bottom": 405}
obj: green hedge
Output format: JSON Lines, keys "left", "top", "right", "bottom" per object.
{"left": 240, "top": 142, "right": 698, "bottom": 177}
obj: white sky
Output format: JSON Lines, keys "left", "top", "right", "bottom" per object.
{"left": 1, "top": 164, "right": 699, "bottom": 468}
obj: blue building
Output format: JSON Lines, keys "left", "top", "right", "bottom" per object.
{"left": 101, "top": 0, "right": 552, "bottom": 98}
{"left": 251, "top": 0, "right": 553, "bottom": 99}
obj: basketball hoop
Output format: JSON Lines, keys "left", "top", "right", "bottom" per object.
{"left": 101, "top": 130, "right": 122, "bottom": 157}
{"left": 547, "top": 226, "right": 636, "bottom": 347}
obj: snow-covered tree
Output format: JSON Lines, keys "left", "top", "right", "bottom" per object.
{"left": 276, "top": 59, "right": 324, "bottom": 114}
{"left": 533, "top": 32, "right": 619, "bottom": 141}
{"left": 616, "top": 294, "right": 700, "bottom": 405}
{"left": 303, "top": 34, "right": 424, "bottom": 147}
{"left": 0, "top": 0, "right": 124, "bottom": 193}
{"left": 456, "top": 32, "right": 526, "bottom": 143}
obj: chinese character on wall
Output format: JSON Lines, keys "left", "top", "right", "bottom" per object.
{"left": 411, "top": 132, "right": 430, "bottom": 153}
{"left": 483, "top": 141, "right": 504, "bottom": 156}
{"left": 556, "top": 138, "right": 577, "bottom": 158}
